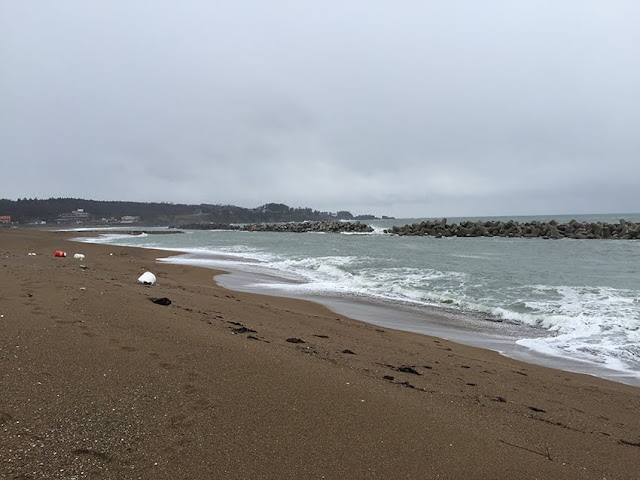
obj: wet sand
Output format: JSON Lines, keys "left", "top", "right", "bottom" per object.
{"left": 1, "top": 228, "right": 639, "bottom": 479}
{"left": 212, "top": 267, "right": 640, "bottom": 387}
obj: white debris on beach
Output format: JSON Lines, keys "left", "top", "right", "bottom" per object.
{"left": 138, "top": 271, "right": 157, "bottom": 285}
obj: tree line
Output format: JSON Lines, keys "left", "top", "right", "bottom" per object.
{"left": 0, "top": 198, "right": 362, "bottom": 224}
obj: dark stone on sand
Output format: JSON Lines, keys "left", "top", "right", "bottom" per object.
{"left": 286, "top": 337, "right": 305, "bottom": 344}
{"left": 466, "top": 383, "right": 477, "bottom": 387}
{"left": 397, "top": 366, "right": 421, "bottom": 375}
{"left": 232, "top": 326, "right": 257, "bottom": 334}
{"left": 342, "top": 349, "right": 356, "bottom": 355}
{"left": 493, "top": 397, "right": 507, "bottom": 403}
{"left": 484, "top": 317, "right": 504, "bottom": 323}
{"left": 150, "top": 297, "right": 172, "bottom": 306}
{"left": 383, "top": 375, "right": 395, "bottom": 381}
{"left": 529, "top": 406, "right": 546, "bottom": 413}
{"left": 619, "top": 439, "right": 640, "bottom": 448}
{"left": 312, "top": 334, "right": 329, "bottom": 338}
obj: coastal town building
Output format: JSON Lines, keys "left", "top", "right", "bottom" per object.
{"left": 0, "top": 215, "right": 11, "bottom": 224}
{"left": 56, "top": 209, "right": 91, "bottom": 224}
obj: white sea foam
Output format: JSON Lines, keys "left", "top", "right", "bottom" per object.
{"left": 481, "top": 284, "right": 640, "bottom": 374}
{"left": 74, "top": 233, "right": 139, "bottom": 243}
{"left": 450, "top": 254, "right": 490, "bottom": 260}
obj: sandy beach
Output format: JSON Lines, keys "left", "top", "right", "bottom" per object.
{"left": 1, "top": 228, "right": 639, "bottom": 479}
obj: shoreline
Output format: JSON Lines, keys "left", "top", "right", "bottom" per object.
{"left": 105, "top": 242, "right": 640, "bottom": 387}
{"left": 2, "top": 228, "right": 639, "bottom": 478}
{"left": 212, "top": 267, "right": 640, "bottom": 387}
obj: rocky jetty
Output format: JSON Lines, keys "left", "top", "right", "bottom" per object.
{"left": 385, "top": 218, "right": 640, "bottom": 240}
{"left": 173, "top": 223, "right": 241, "bottom": 231}
{"left": 174, "top": 221, "right": 373, "bottom": 234}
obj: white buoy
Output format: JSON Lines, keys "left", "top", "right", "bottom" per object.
{"left": 138, "top": 271, "right": 157, "bottom": 285}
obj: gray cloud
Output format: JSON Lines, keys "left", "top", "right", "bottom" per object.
{"left": 1, "top": 0, "right": 639, "bottom": 217}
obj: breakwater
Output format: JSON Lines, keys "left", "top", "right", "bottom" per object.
{"left": 174, "top": 221, "right": 374, "bottom": 234}
{"left": 385, "top": 218, "right": 640, "bottom": 239}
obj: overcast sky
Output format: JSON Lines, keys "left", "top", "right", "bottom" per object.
{"left": 1, "top": 1, "right": 639, "bottom": 217}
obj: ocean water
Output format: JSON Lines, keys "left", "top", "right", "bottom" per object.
{"left": 72, "top": 213, "right": 640, "bottom": 385}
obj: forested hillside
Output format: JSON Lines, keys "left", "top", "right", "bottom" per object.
{"left": 0, "top": 198, "right": 365, "bottom": 224}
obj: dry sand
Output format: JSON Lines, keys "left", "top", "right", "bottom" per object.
{"left": 1, "top": 228, "right": 639, "bottom": 479}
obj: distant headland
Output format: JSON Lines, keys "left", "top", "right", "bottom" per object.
{"left": 0, "top": 198, "right": 393, "bottom": 226}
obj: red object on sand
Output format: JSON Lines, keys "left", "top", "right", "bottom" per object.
{"left": 54, "top": 250, "right": 67, "bottom": 257}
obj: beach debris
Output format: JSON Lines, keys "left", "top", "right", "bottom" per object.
{"left": 54, "top": 250, "right": 67, "bottom": 257}
{"left": 397, "top": 366, "right": 421, "bottom": 376}
{"left": 378, "top": 363, "right": 423, "bottom": 375}
{"left": 399, "top": 381, "right": 417, "bottom": 389}
{"left": 341, "top": 349, "right": 356, "bottom": 355}
{"left": 73, "top": 253, "right": 85, "bottom": 260}
{"left": 493, "top": 396, "right": 507, "bottom": 403}
{"left": 382, "top": 377, "right": 433, "bottom": 393}
{"left": 619, "top": 439, "right": 640, "bottom": 448}
{"left": 312, "top": 334, "right": 329, "bottom": 338}
{"left": 149, "top": 297, "right": 171, "bottom": 306}
{"left": 27, "top": 252, "right": 36, "bottom": 256}
{"left": 231, "top": 326, "right": 257, "bottom": 334}
{"left": 286, "top": 337, "right": 305, "bottom": 344}
{"left": 138, "top": 271, "right": 157, "bottom": 285}
{"left": 529, "top": 406, "right": 547, "bottom": 413}
{"left": 484, "top": 317, "right": 504, "bottom": 323}
{"left": 79, "top": 265, "right": 88, "bottom": 269}
{"left": 79, "top": 287, "right": 86, "bottom": 291}
{"left": 498, "top": 440, "right": 553, "bottom": 461}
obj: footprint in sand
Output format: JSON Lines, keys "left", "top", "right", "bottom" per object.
{"left": 169, "top": 412, "right": 195, "bottom": 429}
{"left": 55, "top": 319, "right": 81, "bottom": 325}
{"left": 183, "top": 383, "right": 198, "bottom": 395}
